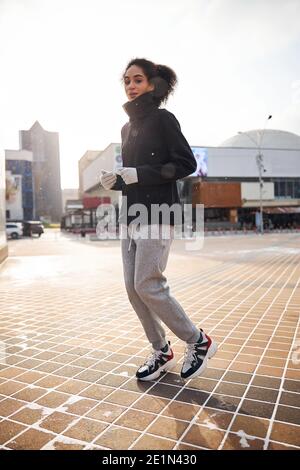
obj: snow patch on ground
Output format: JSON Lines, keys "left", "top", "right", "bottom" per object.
{"left": 236, "top": 430, "right": 256, "bottom": 448}
{"left": 42, "top": 435, "right": 87, "bottom": 450}
{"left": 203, "top": 419, "right": 218, "bottom": 430}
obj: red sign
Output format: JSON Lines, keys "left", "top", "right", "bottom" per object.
{"left": 83, "top": 197, "right": 111, "bottom": 209}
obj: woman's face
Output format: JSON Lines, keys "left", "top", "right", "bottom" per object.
{"left": 124, "top": 65, "right": 154, "bottom": 101}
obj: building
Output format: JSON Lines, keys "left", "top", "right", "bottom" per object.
{"left": 70, "top": 129, "right": 300, "bottom": 233}
{"left": 191, "top": 129, "right": 300, "bottom": 229}
{"left": 62, "top": 188, "right": 79, "bottom": 213}
{"left": 19, "top": 121, "right": 62, "bottom": 222}
{"left": 5, "top": 149, "right": 34, "bottom": 221}
{"left": 78, "top": 150, "right": 101, "bottom": 199}
{"left": 81, "top": 143, "right": 122, "bottom": 206}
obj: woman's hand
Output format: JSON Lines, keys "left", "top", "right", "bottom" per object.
{"left": 117, "top": 167, "right": 138, "bottom": 185}
{"left": 99, "top": 170, "right": 117, "bottom": 190}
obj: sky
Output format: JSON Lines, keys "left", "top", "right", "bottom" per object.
{"left": 1, "top": 0, "right": 300, "bottom": 189}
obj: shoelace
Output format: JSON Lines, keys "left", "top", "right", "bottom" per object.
{"left": 184, "top": 342, "right": 207, "bottom": 364}
{"left": 144, "top": 350, "right": 163, "bottom": 368}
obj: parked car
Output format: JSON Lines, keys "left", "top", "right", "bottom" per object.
{"left": 6, "top": 222, "right": 23, "bottom": 239}
{"left": 22, "top": 221, "right": 44, "bottom": 237}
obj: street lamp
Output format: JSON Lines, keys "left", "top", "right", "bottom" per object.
{"left": 238, "top": 115, "right": 272, "bottom": 234}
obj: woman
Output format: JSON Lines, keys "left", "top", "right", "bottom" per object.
{"left": 100, "top": 58, "right": 217, "bottom": 381}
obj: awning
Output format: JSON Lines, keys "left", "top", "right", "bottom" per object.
{"left": 264, "top": 207, "right": 300, "bottom": 214}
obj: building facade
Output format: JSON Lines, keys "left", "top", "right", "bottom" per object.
{"left": 19, "top": 121, "right": 62, "bottom": 222}
{"left": 191, "top": 129, "right": 300, "bottom": 229}
{"left": 5, "top": 149, "right": 34, "bottom": 221}
{"left": 71, "top": 129, "right": 300, "bottom": 233}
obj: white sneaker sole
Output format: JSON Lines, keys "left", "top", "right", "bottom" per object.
{"left": 137, "top": 357, "right": 177, "bottom": 381}
{"left": 182, "top": 340, "right": 218, "bottom": 381}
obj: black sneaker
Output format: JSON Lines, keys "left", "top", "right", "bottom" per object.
{"left": 181, "top": 329, "right": 218, "bottom": 380}
{"left": 136, "top": 342, "right": 176, "bottom": 381}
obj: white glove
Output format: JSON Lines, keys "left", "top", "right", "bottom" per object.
{"left": 99, "top": 170, "right": 117, "bottom": 190}
{"left": 118, "top": 167, "right": 138, "bottom": 185}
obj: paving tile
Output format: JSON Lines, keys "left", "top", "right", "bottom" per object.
{"left": 36, "top": 391, "right": 70, "bottom": 408}
{"left": 10, "top": 406, "right": 45, "bottom": 425}
{"left": 285, "top": 369, "right": 300, "bottom": 380}
{"left": 65, "top": 398, "right": 98, "bottom": 415}
{"left": 0, "top": 398, "right": 25, "bottom": 417}
{"left": 175, "top": 389, "right": 210, "bottom": 406}
{"left": 120, "top": 377, "right": 153, "bottom": 394}
{"left": 270, "top": 421, "right": 300, "bottom": 446}
{"left": 206, "top": 394, "right": 241, "bottom": 413}
{"left": 132, "top": 434, "right": 175, "bottom": 450}
{"left": 49, "top": 440, "right": 86, "bottom": 450}
{"left": 79, "top": 384, "right": 114, "bottom": 400}
{"left": 115, "top": 409, "right": 156, "bottom": 431}
{"left": 245, "top": 386, "right": 279, "bottom": 403}
{"left": 97, "top": 373, "right": 129, "bottom": 388}
{"left": 34, "top": 375, "right": 67, "bottom": 389}
{"left": 183, "top": 424, "right": 224, "bottom": 449}
{"left": 105, "top": 389, "right": 140, "bottom": 407}
{"left": 147, "top": 383, "right": 181, "bottom": 400}
{"left": 132, "top": 395, "right": 170, "bottom": 413}
{"left": 251, "top": 375, "right": 281, "bottom": 389}
{"left": 196, "top": 408, "right": 234, "bottom": 430}
{"left": 186, "top": 377, "right": 219, "bottom": 393}
{"left": 94, "top": 426, "right": 141, "bottom": 449}
{"left": 86, "top": 402, "right": 126, "bottom": 423}
{"left": 0, "top": 380, "right": 26, "bottom": 396}
{"left": 56, "top": 379, "right": 90, "bottom": 394}
{"left": 12, "top": 386, "right": 46, "bottom": 402}
{"left": 177, "top": 442, "right": 205, "bottom": 450}
{"left": 214, "top": 382, "right": 247, "bottom": 397}
{"left": 34, "top": 362, "right": 63, "bottom": 373}
{"left": 283, "top": 379, "right": 300, "bottom": 393}
{"left": 162, "top": 401, "right": 200, "bottom": 421}
{"left": 279, "top": 391, "right": 300, "bottom": 407}
{"left": 239, "top": 399, "right": 275, "bottom": 419}
{"left": 275, "top": 405, "right": 300, "bottom": 425}
{"left": 63, "top": 417, "right": 107, "bottom": 441}
{"left": 0, "top": 367, "right": 26, "bottom": 379}
{"left": 230, "top": 415, "right": 270, "bottom": 438}
{"left": 0, "top": 419, "right": 27, "bottom": 445}
{"left": 222, "top": 433, "right": 264, "bottom": 450}
{"left": 7, "top": 428, "right": 54, "bottom": 449}
{"left": 148, "top": 416, "right": 189, "bottom": 440}
{"left": 223, "top": 371, "right": 252, "bottom": 385}
{"left": 74, "top": 369, "right": 105, "bottom": 382}
{"left": 54, "top": 365, "right": 85, "bottom": 378}
{"left": 267, "top": 441, "right": 299, "bottom": 450}
{"left": 39, "top": 411, "right": 77, "bottom": 433}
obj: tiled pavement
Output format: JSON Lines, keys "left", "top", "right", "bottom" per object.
{"left": 0, "top": 229, "right": 299, "bottom": 450}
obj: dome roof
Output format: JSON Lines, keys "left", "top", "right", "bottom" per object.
{"left": 220, "top": 129, "right": 300, "bottom": 149}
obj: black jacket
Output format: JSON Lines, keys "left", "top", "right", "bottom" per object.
{"left": 112, "top": 91, "right": 197, "bottom": 225}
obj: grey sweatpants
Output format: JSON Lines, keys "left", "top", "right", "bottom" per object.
{"left": 121, "top": 224, "right": 200, "bottom": 350}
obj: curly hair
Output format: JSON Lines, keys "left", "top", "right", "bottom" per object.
{"left": 122, "top": 58, "right": 178, "bottom": 106}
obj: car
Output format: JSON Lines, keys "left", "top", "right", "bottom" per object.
{"left": 6, "top": 222, "right": 23, "bottom": 239}
{"left": 22, "top": 221, "right": 44, "bottom": 237}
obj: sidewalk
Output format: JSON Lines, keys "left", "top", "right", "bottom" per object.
{"left": 0, "top": 229, "right": 299, "bottom": 450}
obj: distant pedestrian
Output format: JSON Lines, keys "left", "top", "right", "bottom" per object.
{"left": 100, "top": 58, "right": 217, "bottom": 381}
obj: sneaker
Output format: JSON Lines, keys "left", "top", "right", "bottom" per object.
{"left": 181, "top": 329, "right": 218, "bottom": 380}
{"left": 136, "top": 341, "right": 176, "bottom": 381}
